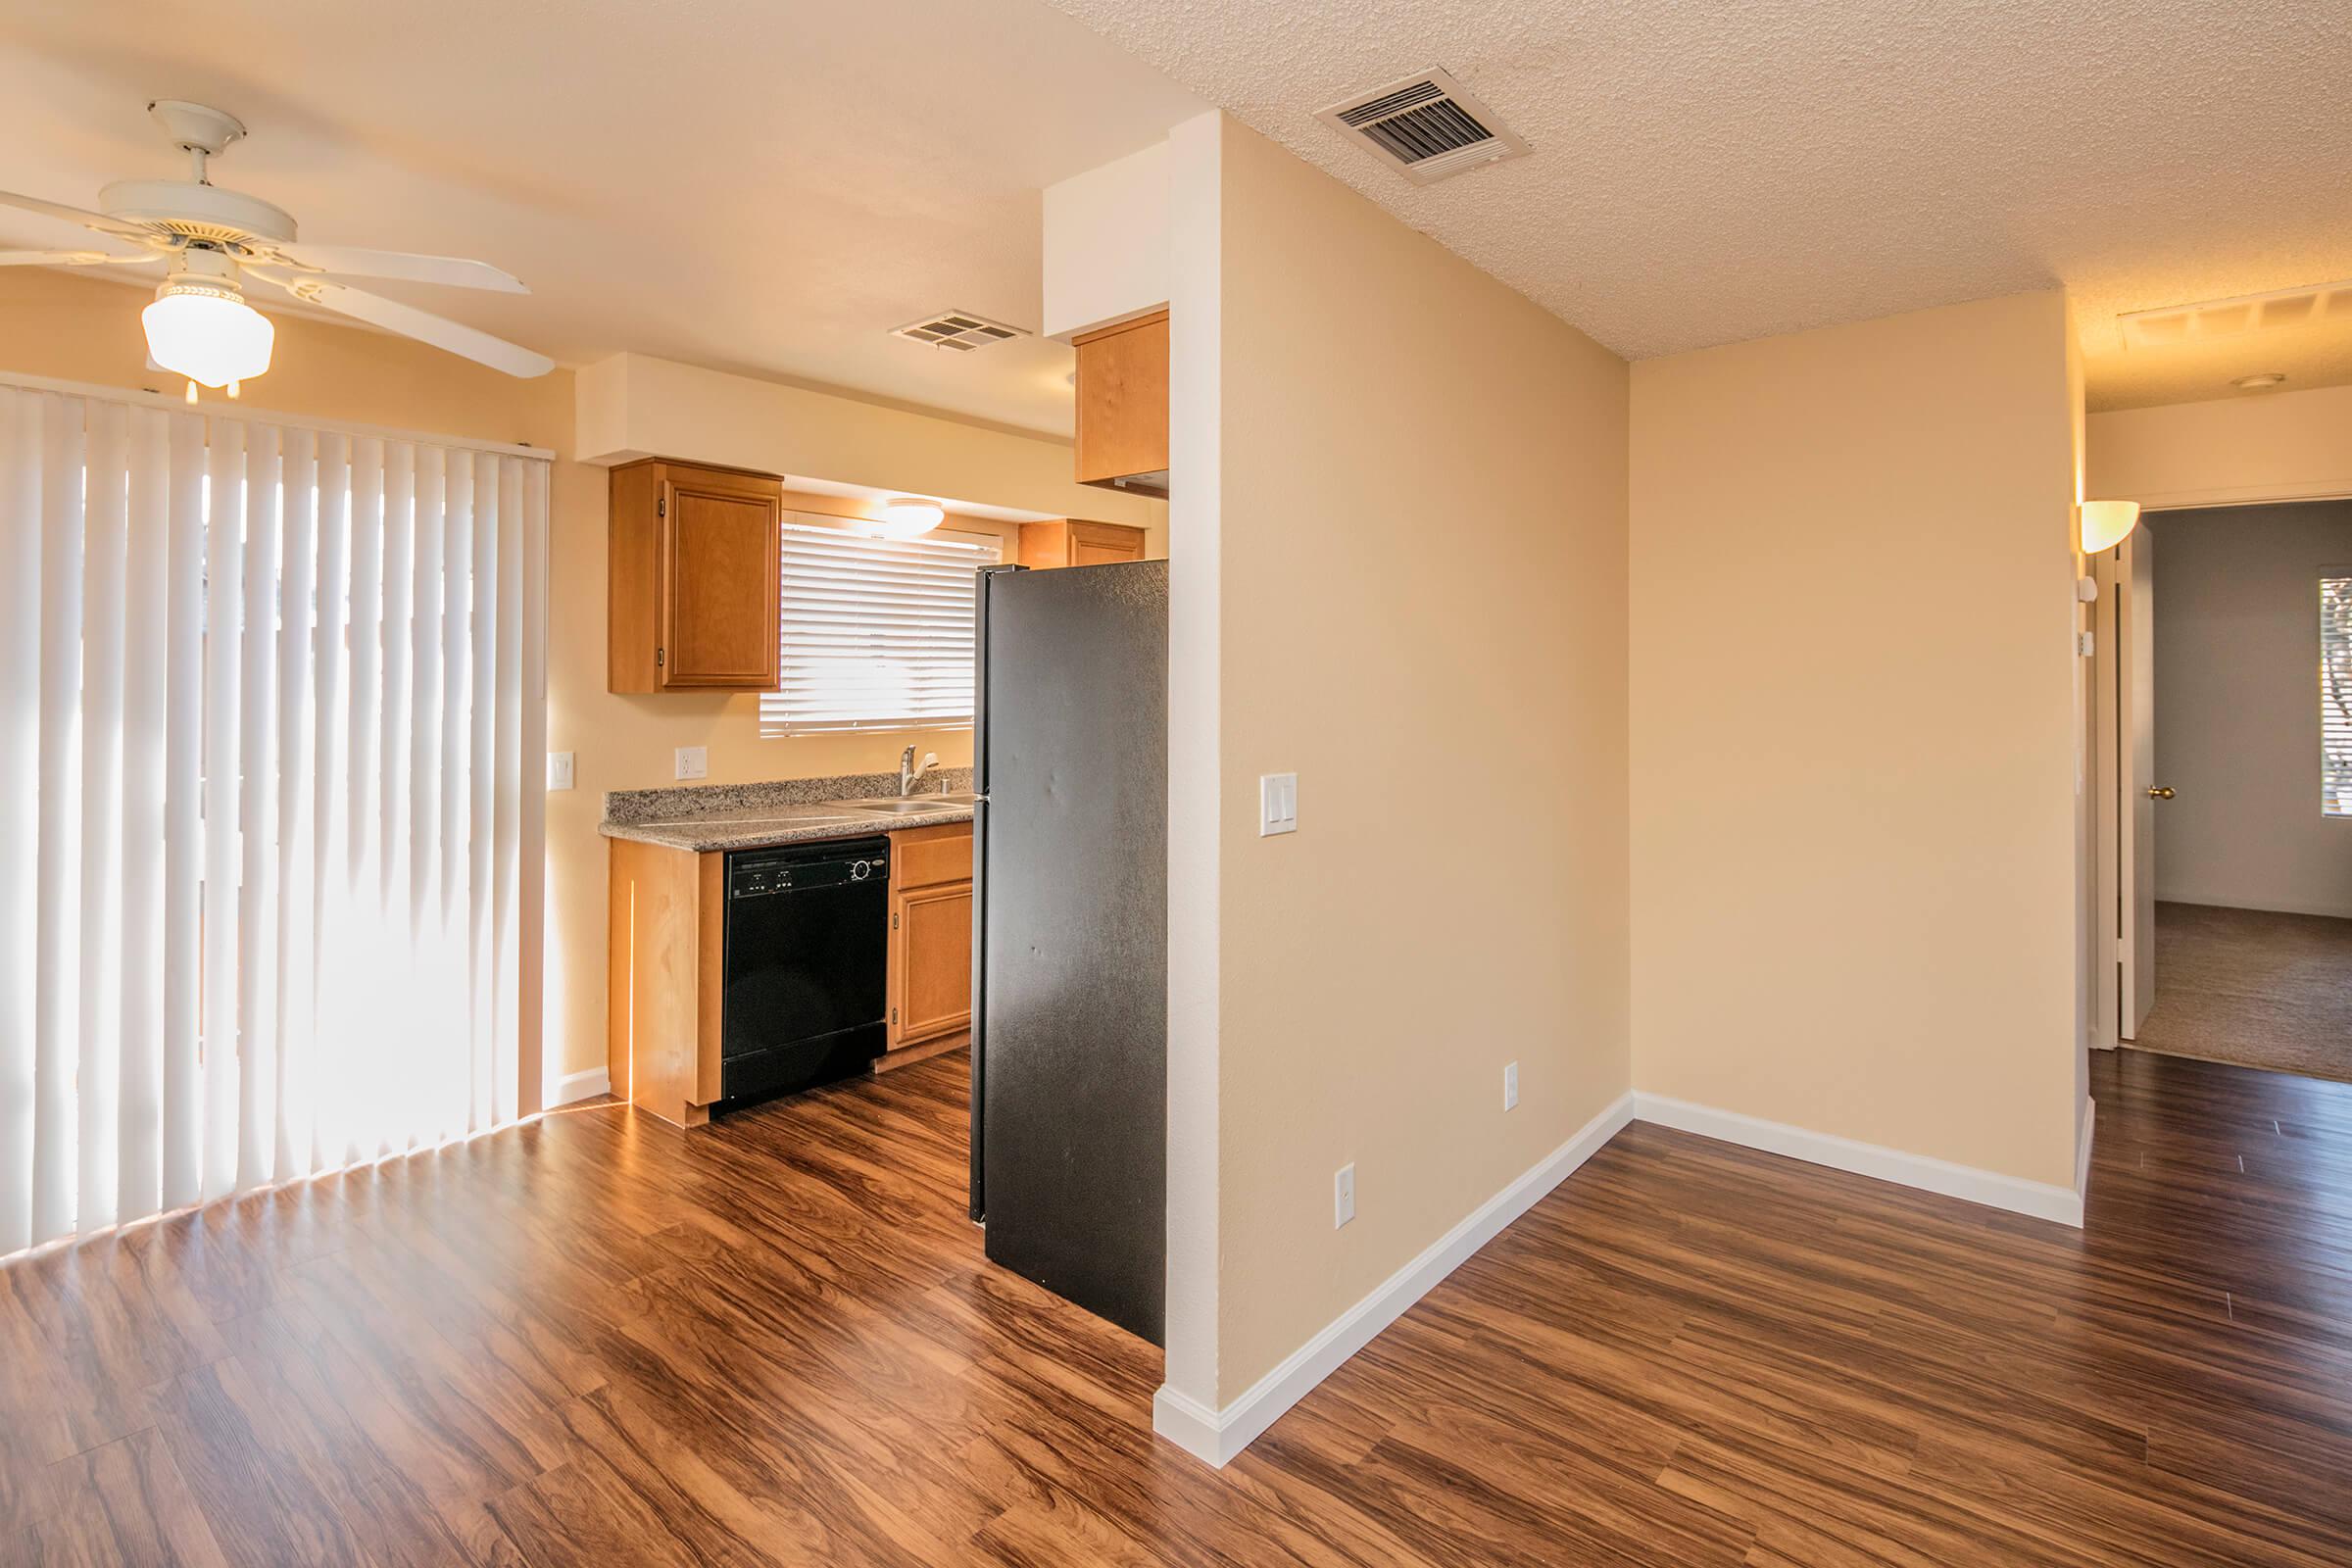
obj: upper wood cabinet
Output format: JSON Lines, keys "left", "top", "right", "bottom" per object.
{"left": 1018, "top": 519, "right": 1149, "bottom": 569}
{"left": 1073, "top": 310, "right": 1168, "bottom": 496}
{"left": 609, "top": 460, "right": 783, "bottom": 693}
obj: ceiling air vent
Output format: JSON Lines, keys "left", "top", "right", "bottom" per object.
{"left": 2119, "top": 278, "right": 2352, "bottom": 350}
{"left": 1314, "top": 68, "right": 1529, "bottom": 186}
{"left": 891, "top": 310, "right": 1028, "bottom": 353}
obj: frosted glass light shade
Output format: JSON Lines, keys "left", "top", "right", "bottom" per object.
{"left": 2080, "top": 500, "right": 2141, "bottom": 555}
{"left": 860, "top": 498, "right": 946, "bottom": 540}
{"left": 142, "top": 286, "right": 274, "bottom": 388}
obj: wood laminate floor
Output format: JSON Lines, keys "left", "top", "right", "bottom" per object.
{"left": 2133, "top": 901, "right": 2352, "bottom": 1083}
{"left": 5, "top": 1048, "right": 2352, "bottom": 1565}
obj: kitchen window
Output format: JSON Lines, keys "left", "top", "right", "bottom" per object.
{"left": 2325, "top": 573, "right": 2352, "bottom": 817}
{"left": 760, "top": 518, "right": 1003, "bottom": 738}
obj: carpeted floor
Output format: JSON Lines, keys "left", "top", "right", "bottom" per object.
{"left": 2131, "top": 901, "right": 2352, "bottom": 1082}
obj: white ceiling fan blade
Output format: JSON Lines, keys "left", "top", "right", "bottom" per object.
{"left": 0, "top": 189, "right": 155, "bottom": 241}
{"left": 252, "top": 269, "right": 553, "bottom": 378}
{"left": 267, "top": 242, "right": 529, "bottom": 294}
{"left": 0, "top": 248, "right": 157, "bottom": 268}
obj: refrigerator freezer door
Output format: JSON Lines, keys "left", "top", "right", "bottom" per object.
{"left": 972, "top": 560, "right": 1168, "bottom": 1344}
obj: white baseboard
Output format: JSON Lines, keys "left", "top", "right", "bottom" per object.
{"left": 549, "top": 1066, "right": 612, "bottom": 1107}
{"left": 1151, "top": 1089, "right": 1636, "bottom": 1469}
{"left": 2158, "top": 892, "right": 2352, "bottom": 921}
{"left": 1632, "top": 1093, "right": 2085, "bottom": 1229}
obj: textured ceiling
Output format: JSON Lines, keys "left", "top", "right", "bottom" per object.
{"left": 1046, "top": 0, "right": 2352, "bottom": 411}
{"left": 0, "top": 1, "right": 1206, "bottom": 435}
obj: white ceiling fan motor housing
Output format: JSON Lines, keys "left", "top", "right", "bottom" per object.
{"left": 99, "top": 179, "right": 297, "bottom": 246}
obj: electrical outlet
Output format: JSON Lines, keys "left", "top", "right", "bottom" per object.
{"left": 674, "top": 746, "right": 708, "bottom": 781}
{"left": 1334, "top": 1163, "right": 1355, "bottom": 1228}
{"left": 546, "top": 752, "right": 576, "bottom": 791}
{"left": 1503, "top": 1060, "right": 1519, "bottom": 1110}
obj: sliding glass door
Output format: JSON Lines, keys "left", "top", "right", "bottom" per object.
{"left": 0, "top": 383, "right": 548, "bottom": 1255}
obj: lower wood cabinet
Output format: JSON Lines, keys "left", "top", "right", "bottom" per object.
{"left": 606, "top": 838, "right": 723, "bottom": 1128}
{"left": 883, "top": 821, "right": 973, "bottom": 1067}
{"left": 607, "top": 818, "right": 975, "bottom": 1125}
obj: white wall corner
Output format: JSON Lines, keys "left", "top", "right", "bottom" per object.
{"left": 1043, "top": 139, "right": 1171, "bottom": 341}
{"left": 1632, "top": 1093, "right": 2086, "bottom": 1229}
{"left": 1152, "top": 1088, "right": 1636, "bottom": 1469}
{"left": 1155, "top": 107, "right": 1225, "bottom": 1429}
{"left": 2076, "top": 1094, "right": 2097, "bottom": 1209}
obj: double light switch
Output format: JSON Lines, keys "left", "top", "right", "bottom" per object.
{"left": 1259, "top": 772, "right": 1298, "bottom": 837}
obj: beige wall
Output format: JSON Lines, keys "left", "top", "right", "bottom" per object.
{"left": 2089, "top": 383, "right": 2352, "bottom": 510}
{"left": 2152, "top": 502, "right": 2352, "bottom": 917}
{"left": 1168, "top": 115, "right": 1632, "bottom": 1408}
{"left": 1629, "top": 291, "right": 2084, "bottom": 1190}
{"left": 0, "top": 268, "right": 1144, "bottom": 1092}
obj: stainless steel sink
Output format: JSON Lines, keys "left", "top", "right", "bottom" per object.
{"left": 838, "top": 793, "right": 978, "bottom": 813}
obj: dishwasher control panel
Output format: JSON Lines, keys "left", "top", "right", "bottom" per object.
{"left": 727, "top": 842, "right": 888, "bottom": 900}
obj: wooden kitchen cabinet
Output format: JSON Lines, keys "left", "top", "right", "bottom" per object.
{"left": 609, "top": 459, "right": 783, "bottom": 693}
{"left": 1017, "top": 518, "right": 1150, "bottom": 569}
{"left": 607, "top": 838, "right": 724, "bottom": 1127}
{"left": 610, "top": 818, "right": 975, "bottom": 1123}
{"left": 882, "top": 821, "right": 973, "bottom": 1068}
{"left": 1072, "top": 310, "right": 1168, "bottom": 495}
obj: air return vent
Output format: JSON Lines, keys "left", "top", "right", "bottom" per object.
{"left": 892, "top": 310, "right": 1027, "bottom": 352}
{"left": 1315, "top": 68, "right": 1529, "bottom": 186}
{"left": 2119, "top": 278, "right": 2352, "bottom": 350}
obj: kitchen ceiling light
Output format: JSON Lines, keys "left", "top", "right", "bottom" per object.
{"left": 2230, "top": 371, "right": 2287, "bottom": 390}
{"left": 860, "top": 497, "right": 946, "bottom": 540}
{"left": 2080, "top": 500, "right": 2142, "bottom": 555}
{"left": 142, "top": 253, "right": 272, "bottom": 389}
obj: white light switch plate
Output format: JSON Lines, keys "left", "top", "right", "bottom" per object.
{"left": 1503, "top": 1061, "right": 1519, "bottom": 1110}
{"left": 1259, "top": 771, "right": 1298, "bottom": 836}
{"left": 675, "top": 746, "right": 709, "bottom": 781}
{"left": 1334, "top": 1163, "right": 1355, "bottom": 1229}
{"left": 546, "top": 752, "right": 576, "bottom": 791}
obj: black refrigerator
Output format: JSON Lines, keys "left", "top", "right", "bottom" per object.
{"left": 969, "top": 560, "right": 1167, "bottom": 1345}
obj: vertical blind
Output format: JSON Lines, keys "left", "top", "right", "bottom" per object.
{"left": 2325, "top": 575, "right": 2352, "bottom": 818}
{"left": 760, "top": 519, "right": 1001, "bottom": 737}
{"left": 0, "top": 382, "right": 549, "bottom": 1256}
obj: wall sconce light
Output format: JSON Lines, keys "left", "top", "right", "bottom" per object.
{"left": 2079, "top": 500, "right": 2142, "bottom": 555}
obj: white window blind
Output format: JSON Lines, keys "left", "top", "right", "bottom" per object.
{"left": 0, "top": 382, "right": 548, "bottom": 1257}
{"left": 2324, "top": 574, "right": 2352, "bottom": 817}
{"left": 761, "top": 520, "right": 1001, "bottom": 738}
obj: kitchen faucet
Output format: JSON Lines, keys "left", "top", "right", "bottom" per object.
{"left": 899, "top": 746, "right": 940, "bottom": 797}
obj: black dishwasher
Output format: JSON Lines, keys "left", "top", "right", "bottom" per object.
{"left": 718, "top": 836, "right": 890, "bottom": 1111}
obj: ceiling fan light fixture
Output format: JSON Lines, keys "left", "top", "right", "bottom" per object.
{"left": 860, "top": 498, "right": 947, "bottom": 540}
{"left": 143, "top": 268, "right": 272, "bottom": 389}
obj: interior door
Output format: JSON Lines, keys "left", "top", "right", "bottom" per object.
{"left": 2119, "top": 524, "right": 2158, "bottom": 1037}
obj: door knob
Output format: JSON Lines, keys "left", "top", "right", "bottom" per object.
{"left": 2147, "top": 786, "right": 2176, "bottom": 800}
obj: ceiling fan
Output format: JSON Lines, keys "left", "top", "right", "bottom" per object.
{"left": 0, "top": 100, "right": 553, "bottom": 396}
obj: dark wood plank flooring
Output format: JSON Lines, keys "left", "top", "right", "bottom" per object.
{"left": 5, "top": 1048, "right": 2351, "bottom": 1565}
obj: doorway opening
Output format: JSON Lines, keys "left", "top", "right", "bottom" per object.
{"left": 2096, "top": 499, "right": 2352, "bottom": 1082}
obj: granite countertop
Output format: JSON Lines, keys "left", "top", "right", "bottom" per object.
{"left": 599, "top": 768, "right": 975, "bottom": 854}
